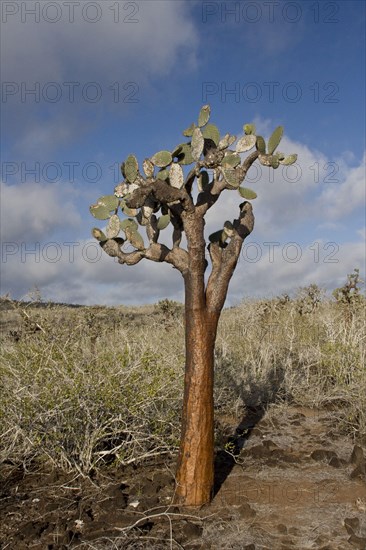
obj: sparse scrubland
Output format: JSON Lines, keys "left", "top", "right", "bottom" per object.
{"left": 0, "top": 276, "right": 365, "bottom": 548}
{"left": 1, "top": 279, "right": 365, "bottom": 474}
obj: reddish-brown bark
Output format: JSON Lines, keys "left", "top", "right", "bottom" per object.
{"left": 174, "top": 273, "right": 220, "bottom": 505}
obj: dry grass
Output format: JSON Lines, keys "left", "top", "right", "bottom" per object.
{"left": 0, "top": 291, "right": 365, "bottom": 475}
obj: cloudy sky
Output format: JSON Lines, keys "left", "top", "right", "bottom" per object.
{"left": 1, "top": 0, "right": 365, "bottom": 305}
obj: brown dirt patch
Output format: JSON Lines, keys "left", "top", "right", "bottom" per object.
{"left": 1, "top": 405, "right": 365, "bottom": 549}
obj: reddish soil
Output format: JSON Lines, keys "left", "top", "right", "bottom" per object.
{"left": 1, "top": 406, "right": 365, "bottom": 549}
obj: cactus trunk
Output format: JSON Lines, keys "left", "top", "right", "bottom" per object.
{"left": 174, "top": 270, "right": 220, "bottom": 506}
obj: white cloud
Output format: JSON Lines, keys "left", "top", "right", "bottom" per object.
{"left": 316, "top": 153, "right": 366, "bottom": 220}
{"left": 1, "top": 237, "right": 184, "bottom": 305}
{"left": 0, "top": 181, "right": 81, "bottom": 242}
{"left": 2, "top": 2, "right": 198, "bottom": 83}
{"left": 227, "top": 237, "right": 366, "bottom": 304}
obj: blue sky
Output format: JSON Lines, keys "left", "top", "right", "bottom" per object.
{"left": 1, "top": 0, "right": 365, "bottom": 305}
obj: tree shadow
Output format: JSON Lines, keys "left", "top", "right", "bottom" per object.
{"left": 213, "top": 362, "right": 286, "bottom": 497}
{"left": 213, "top": 405, "right": 265, "bottom": 497}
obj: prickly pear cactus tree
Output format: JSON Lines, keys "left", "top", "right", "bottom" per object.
{"left": 90, "top": 105, "right": 297, "bottom": 506}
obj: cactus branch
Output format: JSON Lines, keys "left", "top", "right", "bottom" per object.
{"left": 100, "top": 238, "right": 188, "bottom": 272}
{"left": 206, "top": 201, "right": 254, "bottom": 311}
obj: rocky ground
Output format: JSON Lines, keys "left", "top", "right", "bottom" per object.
{"left": 1, "top": 405, "right": 365, "bottom": 550}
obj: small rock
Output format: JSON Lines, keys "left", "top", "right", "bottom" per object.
{"left": 329, "top": 456, "right": 343, "bottom": 468}
{"left": 245, "top": 445, "right": 272, "bottom": 458}
{"left": 277, "top": 524, "right": 287, "bottom": 534}
{"left": 350, "top": 463, "right": 366, "bottom": 480}
{"left": 344, "top": 517, "right": 360, "bottom": 535}
{"left": 182, "top": 521, "right": 203, "bottom": 538}
{"left": 350, "top": 445, "right": 365, "bottom": 466}
{"left": 262, "top": 439, "right": 279, "bottom": 450}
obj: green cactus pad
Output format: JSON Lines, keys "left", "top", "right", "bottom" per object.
{"left": 125, "top": 154, "right": 139, "bottom": 183}
{"left": 151, "top": 151, "right": 173, "bottom": 168}
{"left": 280, "top": 154, "right": 298, "bottom": 165}
{"left": 267, "top": 126, "right": 284, "bottom": 155}
{"left": 270, "top": 156, "right": 280, "bottom": 169}
{"left": 90, "top": 204, "right": 111, "bottom": 220}
{"left": 175, "top": 143, "right": 195, "bottom": 165}
{"left": 125, "top": 227, "right": 145, "bottom": 250}
{"left": 258, "top": 154, "right": 273, "bottom": 166}
{"left": 202, "top": 124, "right": 220, "bottom": 146}
{"left": 157, "top": 168, "right": 170, "bottom": 181}
{"left": 183, "top": 123, "right": 196, "bottom": 137}
{"left": 197, "top": 170, "right": 210, "bottom": 192}
{"left": 198, "top": 104, "right": 211, "bottom": 127}
{"left": 106, "top": 214, "right": 121, "bottom": 238}
{"left": 222, "top": 153, "right": 241, "bottom": 168}
{"left": 238, "top": 187, "right": 257, "bottom": 200}
{"left": 120, "top": 162, "right": 126, "bottom": 178}
{"left": 97, "top": 195, "right": 119, "bottom": 211}
{"left": 244, "top": 123, "right": 256, "bottom": 135}
{"left": 236, "top": 134, "right": 257, "bottom": 153}
{"left": 157, "top": 214, "right": 171, "bottom": 230}
{"left": 143, "top": 158, "right": 155, "bottom": 178}
{"left": 191, "top": 127, "right": 205, "bottom": 161}
{"left": 121, "top": 200, "right": 138, "bottom": 217}
{"left": 218, "top": 133, "right": 237, "bottom": 150}
{"left": 120, "top": 218, "right": 138, "bottom": 232}
{"left": 276, "top": 152, "right": 285, "bottom": 161}
{"left": 256, "top": 136, "right": 266, "bottom": 154}
{"left": 169, "top": 163, "right": 184, "bottom": 189}
{"left": 223, "top": 168, "right": 241, "bottom": 189}
{"left": 92, "top": 228, "right": 107, "bottom": 241}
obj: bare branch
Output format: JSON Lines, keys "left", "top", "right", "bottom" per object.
{"left": 205, "top": 242, "right": 223, "bottom": 305}
{"left": 185, "top": 162, "right": 203, "bottom": 195}
{"left": 206, "top": 201, "right": 254, "bottom": 311}
{"left": 100, "top": 239, "right": 145, "bottom": 266}
{"left": 100, "top": 238, "right": 188, "bottom": 273}
{"left": 153, "top": 179, "right": 195, "bottom": 213}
